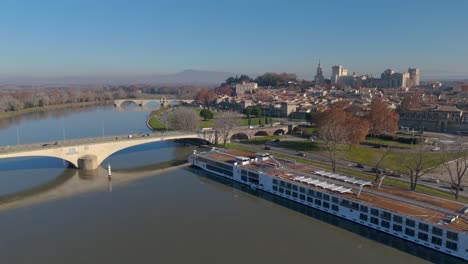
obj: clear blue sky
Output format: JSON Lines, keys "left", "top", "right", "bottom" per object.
{"left": 1, "top": 0, "right": 467, "bottom": 79}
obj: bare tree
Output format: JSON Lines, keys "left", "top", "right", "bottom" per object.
{"left": 372, "top": 146, "right": 392, "bottom": 182}
{"left": 167, "top": 107, "right": 199, "bottom": 131}
{"left": 400, "top": 140, "right": 436, "bottom": 190}
{"left": 214, "top": 111, "right": 241, "bottom": 147}
{"left": 316, "top": 107, "right": 348, "bottom": 173}
{"left": 443, "top": 144, "right": 468, "bottom": 200}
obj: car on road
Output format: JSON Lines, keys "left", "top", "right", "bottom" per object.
{"left": 264, "top": 146, "right": 271, "bottom": 150}
{"left": 431, "top": 147, "right": 440, "bottom": 151}
{"left": 297, "top": 152, "right": 306, "bottom": 157}
{"left": 356, "top": 163, "right": 365, "bottom": 168}
{"left": 422, "top": 177, "right": 440, "bottom": 183}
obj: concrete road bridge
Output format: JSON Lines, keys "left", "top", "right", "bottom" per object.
{"left": 114, "top": 98, "right": 194, "bottom": 108}
{"left": 0, "top": 125, "right": 292, "bottom": 170}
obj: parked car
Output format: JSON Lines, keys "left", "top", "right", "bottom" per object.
{"left": 431, "top": 147, "right": 440, "bottom": 151}
{"left": 422, "top": 177, "right": 440, "bottom": 183}
{"left": 264, "top": 146, "right": 271, "bottom": 150}
{"left": 297, "top": 152, "right": 306, "bottom": 157}
{"left": 451, "top": 185, "right": 464, "bottom": 191}
{"left": 356, "top": 163, "right": 365, "bottom": 168}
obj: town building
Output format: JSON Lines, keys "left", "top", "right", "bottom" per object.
{"left": 235, "top": 82, "right": 258, "bottom": 95}
{"left": 331, "top": 65, "right": 348, "bottom": 84}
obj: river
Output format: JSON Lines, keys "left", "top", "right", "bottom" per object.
{"left": 0, "top": 103, "right": 461, "bottom": 263}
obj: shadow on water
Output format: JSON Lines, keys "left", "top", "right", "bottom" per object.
{"left": 189, "top": 166, "right": 466, "bottom": 264}
{"left": 0, "top": 169, "right": 75, "bottom": 205}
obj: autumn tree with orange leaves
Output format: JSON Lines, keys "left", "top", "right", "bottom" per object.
{"left": 316, "top": 102, "right": 369, "bottom": 172}
{"left": 367, "top": 97, "right": 399, "bottom": 136}
{"left": 194, "top": 89, "right": 217, "bottom": 105}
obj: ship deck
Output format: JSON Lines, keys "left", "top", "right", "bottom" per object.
{"left": 199, "top": 149, "right": 468, "bottom": 232}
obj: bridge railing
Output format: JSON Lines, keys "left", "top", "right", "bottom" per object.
{"left": 0, "top": 130, "right": 204, "bottom": 154}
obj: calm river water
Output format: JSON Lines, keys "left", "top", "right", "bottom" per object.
{"left": 0, "top": 104, "right": 462, "bottom": 263}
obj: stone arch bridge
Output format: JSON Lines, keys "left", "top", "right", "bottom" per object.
{"left": 114, "top": 98, "right": 194, "bottom": 108}
{"left": 0, "top": 125, "right": 293, "bottom": 170}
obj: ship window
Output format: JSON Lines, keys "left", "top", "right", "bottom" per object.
{"left": 272, "top": 186, "right": 278, "bottom": 191}
{"left": 446, "top": 241, "right": 458, "bottom": 251}
{"left": 315, "top": 199, "right": 321, "bottom": 206}
{"left": 432, "top": 227, "right": 443, "bottom": 236}
{"left": 370, "top": 217, "right": 379, "bottom": 225}
{"left": 323, "top": 202, "right": 329, "bottom": 208}
{"left": 418, "top": 232, "right": 428, "bottom": 241}
{"left": 292, "top": 185, "right": 298, "bottom": 191}
{"left": 272, "top": 179, "right": 278, "bottom": 185}
{"left": 307, "top": 196, "right": 313, "bottom": 203}
{"left": 280, "top": 181, "right": 285, "bottom": 187}
{"left": 323, "top": 194, "right": 330, "bottom": 201}
{"left": 406, "top": 219, "right": 415, "bottom": 227}
{"left": 351, "top": 202, "right": 359, "bottom": 210}
{"left": 371, "top": 208, "right": 379, "bottom": 216}
{"left": 315, "top": 192, "right": 322, "bottom": 199}
{"left": 248, "top": 178, "right": 259, "bottom": 184}
{"left": 331, "top": 205, "right": 339, "bottom": 211}
{"left": 241, "top": 176, "right": 247, "bottom": 182}
{"left": 418, "top": 223, "right": 429, "bottom": 232}
{"left": 279, "top": 187, "right": 284, "bottom": 193}
{"left": 299, "top": 194, "right": 305, "bottom": 200}
{"left": 360, "top": 214, "right": 368, "bottom": 221}
{"left": 381, "top": 211, "right": 391, "bottom": 220}
{"left": 393, "top": 224, "right": 402, "bottom": 232}
{"left": 332, "top": 197, "right": 339, "bottom": 204}
{"left": 248, "top": 172, "right": 259, "bottom": 179}
{"left": 393, "top": 215, "right": 403, "bottom": 223}
{"left": 299, "top": 187, "right": 306, "bottom": 193}
{"left": 242, "top": 170, "right": 248, "bottom": 176}
{"left": 431, "top": 236, "right": 442, "bottom": 246}
{"left": 285, "top": 190, "right": 291, "bottom": 196}
{"left": 381, "top": 220, "right": 390, "bottom": 229}
{"left": 360, "top": 205, "right": 368, "bottom": 213}
{"left": 286, "top": 183, "right": 292, "bottom": 189}
{"left": 405, "top": 228, "right": 414, "bottom": 236}
{"left": 447, "top": 231, "right": 458, "bottom": 241}
{"left": 292, "top": 192, "right": 298, "bottom": 198}
{"left": 308, "top": 189, "right": 314, "bottom": 196}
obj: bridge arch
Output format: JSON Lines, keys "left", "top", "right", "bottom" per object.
{"left": 254, "top": 131, "right": 269, "bottom": 136}
{"left": 273, "top": 129, "right": 286, "bottom": 135}
{"left": 231, "top": 133, "right": 249, "bottom": 140}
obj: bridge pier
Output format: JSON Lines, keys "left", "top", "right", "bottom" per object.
{"left": 77, "top": 155, "right": 99, "bottom": 170}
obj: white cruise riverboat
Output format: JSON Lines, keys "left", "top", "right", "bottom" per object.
{"left": 189, "top": 148, "right": 468, "bottom": 261}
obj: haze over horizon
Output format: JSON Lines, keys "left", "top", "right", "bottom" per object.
{"left": 1, "top": 0, "right": 468, "bottom": 83}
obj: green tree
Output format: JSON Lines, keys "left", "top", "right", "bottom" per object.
{"left": 200, "top": 108, "right": 214, "bottom": 121}
{"left": 244, "top": 107, "right": 253, "bottom": 126}
{"left": 252, "top": 107, "right": 262, "bottom": 117}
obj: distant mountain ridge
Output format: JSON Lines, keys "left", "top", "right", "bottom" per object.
{"left": 0, "top": 69, "right": 238, "bottom": 86}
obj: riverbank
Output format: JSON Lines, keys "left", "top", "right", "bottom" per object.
{"left": 0, "top": 100, "right": 113, "bottom": 119}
